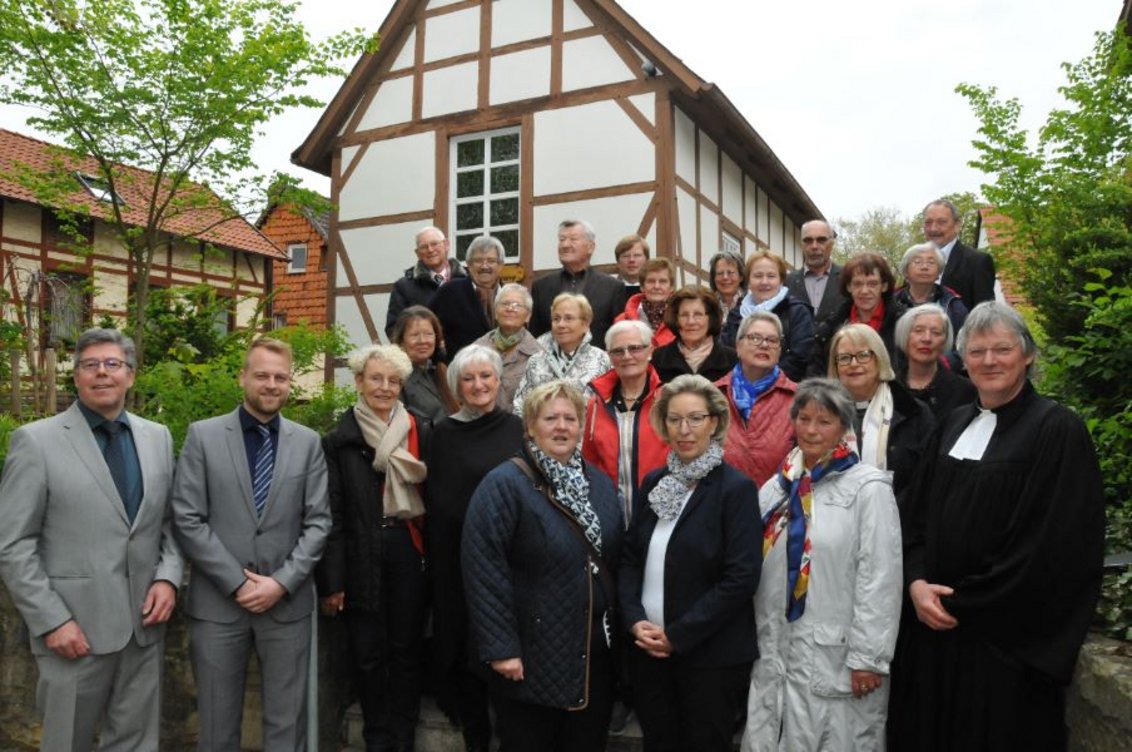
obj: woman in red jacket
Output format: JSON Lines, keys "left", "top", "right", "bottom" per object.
{"left": 584, "top": 319, "right": 670, "bottom": 528}
{"left": 715, "top": 310, "right": 797, "bottom": 486}
{"left": 615, "top": 258, "right": 677, "bottom": 348}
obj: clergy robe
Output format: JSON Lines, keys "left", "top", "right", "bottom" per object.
{"left": 887, "top": 381, "right": 1104, "bottom": 751}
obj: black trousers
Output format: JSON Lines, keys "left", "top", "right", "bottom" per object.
{"left": 491, "top": 643, "right": 614, "bottom": 752}
{"left": 345, "top": 526, "right": 428, "bottom": 752}
{"left": 629, "top": 646, "right": 751, "bottom": 752}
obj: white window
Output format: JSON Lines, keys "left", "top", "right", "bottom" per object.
{"left": 287, "top": 243, "right": 308, "bottom": 273}
{"left": 451, "top": 127, "right": 520, "bottom": 262}
{"left": 74, "top": 172, "right": 123, "bottom": 206}
{"left": 721, "top": 231, "right": 741, "bottom": 256}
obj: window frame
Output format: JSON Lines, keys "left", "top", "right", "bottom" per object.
{"left": 287, "top": 243, "right": 308, "bottom": 274}
{"left": 449, "top": 126, "right": 521, "bottom": 262}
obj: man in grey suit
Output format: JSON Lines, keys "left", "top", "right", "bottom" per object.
{"left": 173, "top": 337, "right": 330, "bottom": 751}
{"left": 0, "top": 327, "right": 183, "bottom": 751}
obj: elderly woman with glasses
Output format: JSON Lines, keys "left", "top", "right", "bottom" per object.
{"left": 425, "top": 344, "right": 524, "bottom": 752}
{"left": 893, "top": 243, "right": 968, "bottom": 338}
{"left": 652, "top": 286, "right": 737, "bottom": 384}
{"left": 889, "top": 303, "right": 1104, "bottom": 751}
{"left": 316, "top": 344, "right": 431, "bottom": 752}
{"left": 742, "top": 378, "right": 902, "bottom": 752}
{"left": 473, "top": 283, "right": 543, "bottom": 411}
{"left": 583, "top": 320, "right": 670, "bottom": 528}
{"left": 463, "top": 380, "right": 623, "bottom": 752}
{"left": 391, "top": 306, "right": 459, "bottom": 424}
{"left": 828, "top": 324, "right": 934, "bottom": 501}
{"left": 721, "top": 250, "right": 815, "bottom": 382}
{"left": 620, "top": 375, "right": 761, "bottom": 752}
{"left": 615, "top": 257, "right": 678, "bottom": 348}
{"left": 716, "top": 311, "right": 798, "bottom": 487}
{"left": 813, "top": 253, "right": 907, "bottom": 374}
{"left": 511, "top": 292, "right": 611, "bottom": 413}
{"left": 894, "top": 303, "right": 976, "bottom": 422}
{"left": 708, "top": 251, "right": 746, "bottom": 321}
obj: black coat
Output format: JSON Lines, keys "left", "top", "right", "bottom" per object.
{"left": 879, "top": 380, "right": 936, "bottom": 505}
{"left": 812, "top": 295, "right": 908, "bottom": 377}
{"left": 619, "top": 462, "right": 761, "bottom": 668}
{"left": 940, "top": 241, "right": 996, "bottom": 309}
{"left": 315, "top": 407, "right": 431, "bottom": 612}
{"left": 428, "top": 276, "right": 494, "bottom": 358}
{"left": 784, "top": 263, "right": 848, "bottom": 332}
{"left": 385, "top": 259, "right": 466, "bottom": 338}
{"left": 530, "top": 266, "right": 625, "bottom": 349}
{"left": 652, "top": 338, "right": 736, "bottom": 384}
{"left": 720, "top": 293, "right": 816, "bottom": 383}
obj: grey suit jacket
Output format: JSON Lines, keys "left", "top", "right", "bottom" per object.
{"left": 0, "top": 402, "right": 183, "bottom": 655}
{"left": 784, "top": 263, "right": 846, "bottom": 328}
{"left": 172, "top": 408, "right": 330, "bottom": 624}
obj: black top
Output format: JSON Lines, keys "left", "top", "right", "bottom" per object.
{"left": 530, "top": 266, "right": 626, "bottom": 349}
{"left": 900, "top": 365, "right": 978, "bottom": 423}
{"left": 651, "top": 338, "right": 737, "bottom": 384}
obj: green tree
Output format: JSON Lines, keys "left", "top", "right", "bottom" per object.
{"left": 0, "top": 0, "right": 370, "bottom": 366}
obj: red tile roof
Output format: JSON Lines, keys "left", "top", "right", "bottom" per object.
{"left": 0, "top": 128, "right": 285, "bottom": 259}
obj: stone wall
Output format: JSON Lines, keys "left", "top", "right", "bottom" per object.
{"left": 1067, "top": 635, "right": 1132, "bottom": 752}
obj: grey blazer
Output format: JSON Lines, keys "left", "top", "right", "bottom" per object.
{"left": 172, "top": 408, "right": 331, "bottom": 624}
{"left": 0, "top": 402, "right": 183, "bottom": 655}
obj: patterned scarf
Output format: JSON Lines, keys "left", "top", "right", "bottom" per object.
{"left": 492, "top": 327, "right": 524, "bottom": 352}
{"left": 641, "top": 298, "right": 667, "bottom": 331}
{"left": 648, "top": 440, "right": 724, "bottom": 521}
{"left": 730, "top": 364, "right": 780, "bottom": 421}
{"left": 764, "top": 442, "right": 858, "bottom": 621}
{"left": 528, "top": 441, "right": 602, "bottom": 553}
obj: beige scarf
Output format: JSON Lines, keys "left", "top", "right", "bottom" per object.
{"left": 679, "top": 338, "right": 714, "bottom": 373}
{"left": 846, "top": 381, "right": 893, "bottom": 471}
{"left": 353, "top": 399, "right": 427, "bottom": 518}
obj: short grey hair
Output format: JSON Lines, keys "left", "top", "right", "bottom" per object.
{"left": 347, "top": 344, "right": 413, "bottom": 379}
{"left": 558, "top": 218, "right": 595, "bottom": 244}
{"left": 957, "top": 301, "right": 1037, "bottom": 376}
{"left": 827, "top": 323, "right": 895, "bottom": 381}
{"left": 922, "top": 199, "right": 961, "bottom": 222}
{"left": 790, "top": 378, "right": 856, "bottom": 433}
{"left": 494, "top": 282, "right": 533, "bottom": 311}
{"left": 74, "top": 328, "right": 137, "bottom": 370}
{"left": 447, "top": 344, "right": 504, "bottom": 400}
{"left": 737, "top": 311, "right": 783, "bottom": 340}
{"left": 465, "top": 235, "right": 504, "bottom": 261}
{"left": 414, "top": 226, "right": 446, "bottom": 246}
{"left": 895, "top": 303, "right": 953, "bottom": 355}
{"left": 800, "top": 218, "right": 837, "bottom": 240}
{"left": 605, "top": 319, "right": 653, "bottom": 349}
{"left": 650, "top": 374, "right": 730, "bottom": 444}
{"left": 898, "top": 242, "right": 945, "bottom": 279}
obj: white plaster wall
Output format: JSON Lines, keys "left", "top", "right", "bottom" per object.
{"left": 561, "top": 36, "right": 635, "bottom": 92}
{"left": 2, "top": 200, "right": 41, "bottom": 243}
{"left": 769, "top": 201, "right": 784, "bottom": 254}
{"left": 756, "top": 187, "right": 769, "bottom": 244}
{"left": 721, "top": 154, "right": 742, "bottom": 224}
{"left": 533, "top": 100, "right": 654, "bottom": 196}
{"left": 96, "top": 268, "right": 129, "bottom": 312}
{"left": 422, "top": 62, "right": 479, "bottom": 119}
{"left": 627, "top": 93, "right": 655, "bottom": 125}
{"left": 675, "top": 186, "right": 697, "bottom": 283}
{"left": 338, "top": 132, "right": 435, "bottom": 222}
{"left": 562, "top": 0, "right": 592, "bottom": 32}
{"left": 699, "top": 205, "right": 719, "bottom": 271}
{"left": 358, "top": 76, "right": 414, "bottom": 131}
{"left": 391, "top": 30, "right": 416, "bottom": 71}
{"left": 674, "top": 109, "right": 696, "bottom": 185}
{"left": 744, "top": 235, "right": 761, "bottom": 256}
{"left": 492, "top": 0, "right": 552, "bottom": 47}
{"left": 335, "top": 291, "right": 386, "bottom": 348}
{"left": 744, "top": 177, "right": 758, "bottom": 244}
{"left": 531, "top": 192, "right": 652, "bottom": 270}
{"left": 423, "top": 7, "right": 480, "bottom": 63}
{"left": 338, "top": 220, "right": 428, "bottom": 287}
{"left": 698, "top": 134, "right": 718, "bottom": 206}
{"left": 339, "top": 103, "right": 360, "bottom": 137}
{"left": 426, "top": 0, "right": 465, "bottom": 8}
{"left": 491, "top": 47, "right": 551, "bottom": 105}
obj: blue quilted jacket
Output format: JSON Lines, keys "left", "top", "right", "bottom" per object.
{"left": 461, "top": 456, "right": 622, "bottom": 709}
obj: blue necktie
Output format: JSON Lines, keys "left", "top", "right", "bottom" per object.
{"left": 252, "top": 425, "right": 274, "bottom": 516}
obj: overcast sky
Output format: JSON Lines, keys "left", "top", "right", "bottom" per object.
{"left": 4, "top": 0, "right": 1121, "bottom": 224}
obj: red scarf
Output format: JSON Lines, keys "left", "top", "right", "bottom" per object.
{"left": 850, "top": 297, "right": 886, "bottom": 332}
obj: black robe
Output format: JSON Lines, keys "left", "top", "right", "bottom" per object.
{"left": 888, "top": 382, "right": 1105, "bottom": 751}
{"left": 424, "top": 409, "right": 524, "bottom": 680}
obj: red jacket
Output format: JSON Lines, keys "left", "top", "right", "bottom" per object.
{"left": 614, "top": 293, "right": 677, "bottom": 348}
{"left": 715, "top": 369, "right": 798, "bottom": 488}
{"left": 583, "top": 367, "right": 670, "bottom": 518}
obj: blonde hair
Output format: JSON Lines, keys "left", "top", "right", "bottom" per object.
{"left": 521, "top": 379, "right": 586, "bottom": 432}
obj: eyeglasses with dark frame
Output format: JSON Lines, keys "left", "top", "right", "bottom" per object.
{"left": 738, "top": 333, "right": 782, "bottom": 348}
{"left": 77, "top": 358, "right": 130, "bottom": 373}
{"left": 834, "top": 350, "right": 876, "bottom": 366}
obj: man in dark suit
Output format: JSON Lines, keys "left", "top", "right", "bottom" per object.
{"left": 172, "top": 337, "right": 330, "bottom": 751}
{"left": 385, "top": 226, "right": 466, "bottom": 339}
{"left": 428, "top": 235, "right": 504, "bottom": 357}
{"left": 0, "top": 327, "right": 183, "bottom": 751}
{"left": 784, "top": 219, "right": 847, "bottom": 329}
{"left": 530, "top": 219, "right": 624, "bottom": 349}
{"left": 923, "top": 198, "right": 996, "bottom": 308}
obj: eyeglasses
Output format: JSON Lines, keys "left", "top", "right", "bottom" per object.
{"left": 802, "top": 236, "right": 832, "bottom": 245}
{"left": 366, "top": 375, "right": 402, "bottom": 389}
{"left": 497, "top": 300, "right": 528, "bottom": 312}
{"left": 714, "top": 268, "right": 739, "bottom": 278}
{"left": 909, "top": 257, "right": 938, "bottom": 268}
{"left": 835, "top": 350, "right": 875, "bottom": 366}
{"left": 552, "top": 314, "right": 581, "bottom": 324}
{"left": 77, "top": 358, "right": 130, "bottom": 373}
{"left": 609, "top": 344, "right": 649, "bottom": 359}
{"left": 665, "top": 412, "right": 712, "bottom": 430}
{"left": 469, "top": 255, "right": 500, "bottom": 267}
{"left": 738, "top": 333, "right": 781, "bottom": 348}
{"left": 416, "top": 240, "right": 446, "bottom": 251}
{"left": 677, "top": 311, "right": 708, "bottom": 321}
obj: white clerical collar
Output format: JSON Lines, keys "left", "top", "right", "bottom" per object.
{"left": 948, "top": 406, "right": 997, "bottom": 460}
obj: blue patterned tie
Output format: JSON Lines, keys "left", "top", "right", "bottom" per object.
{"left": 252, "top": 425, "right": 274, "bottom": 516}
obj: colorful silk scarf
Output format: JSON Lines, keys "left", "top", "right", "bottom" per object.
{"left": 763, "top": 441, "right": 859, "bottom": 621}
